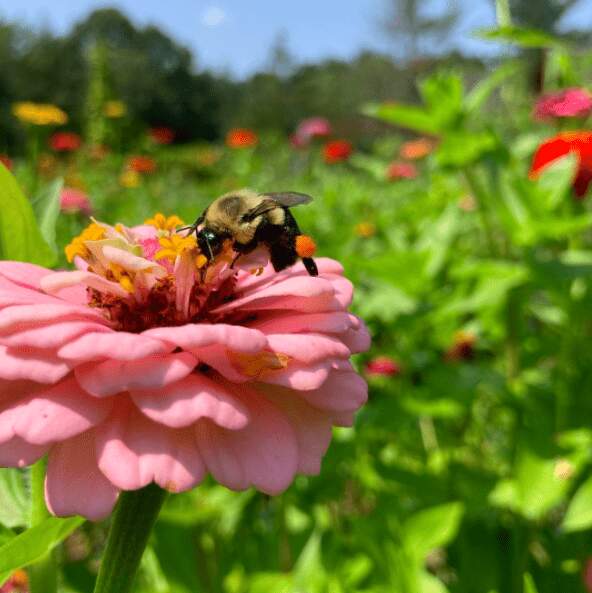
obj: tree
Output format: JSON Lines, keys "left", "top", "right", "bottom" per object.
{"left": 379, "top": 0, "right": 460, "bottom": 62}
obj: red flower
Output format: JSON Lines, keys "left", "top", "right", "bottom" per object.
{"left": 149, "top": 127, "right": 175, "bottom": 145}
{"left": 444, "top": 331, "right": 476, "bottom": 362}
{"left": 386, "top": 161, "right": 418, "bottom": 181}
{"left": 226, "top": 128, "right": 258, "bottom": 149}
{"left": 127, "top": 155, "right": 157, "bottom": 174}
{"left": 534, "top": 88, "right": 592, "bottom": 120}
{"left": 530, "top": 131, "right": 592, "bottom": 198}
{"left": 323, "top": 140, "right": 353, "bottom": 164}
{"left": 0, "top": 154, "right": 13, "bottom": 171}
{"left": 49, "top": 132, "right": 82, "bottom": 152}
{"left": 365, "top": 356, "right": 401, "bottom": 377}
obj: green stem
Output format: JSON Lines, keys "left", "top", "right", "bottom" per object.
{"left": 495, "top": 0, "right": 512, "bottom": 27}
{"left": 93, "top": 484, "right": 168, "bottom": 593}
{"left": 464, "top": 169, "right": 498, "bottom": 257}
{"left": 28, "top": 457, "right": 58, "bottom": 593}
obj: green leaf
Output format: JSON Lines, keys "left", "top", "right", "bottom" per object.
{"left": 436, "top": 132, "right": 498, "bottom": 167}
{"left": 35, "top": 178, "right": 63, "bottom": 253}
{"left": 402, "top": 502, "right": 464, "bottom": 561}
{"left": 420, "top": 571, "right": 450, "bottom": 593}
{"left": 537, "top": 153, "right": 578, "bottom": 210}
{"left": 476, "top": 26, "right": 565, "bottom": 48}
{"left": 562, "top": 475, "right": 592, "bottom": 533}
{"left": 0, "top": 469, "right": 29, "bottom": 529}
{"left": 362, "top": 103, "right": 439, "bottom": 135}
{"left": 0, "top": 165, "right": 56, "bottom": 266}
{"left": 465, "top": 61, "right": 522, "bottom": 113}
{"left": 0, "top": 516, "right": 84, "bottom": 574}
{"left": 524, "top": 573, "right": 539, "bottom": 593}
{"left": 419, "top": 71, "right": 464, "bottom": 130}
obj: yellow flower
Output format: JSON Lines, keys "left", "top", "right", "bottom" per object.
{"left": 355, "top": 222, "right": 376, "bottom": 238}
{"left": 145, "top": 213, "right": 185, "bottom": 231}
{"left": 155, "top": 234, "right": 197, "bottom": 263}
{"left": 119, "top": 170, "right": 141, "bottom": 188}
{"left": 12, "top": 102, "right": 68, "bottom": 126}
{"left": 64, "top": 223, "right": 106, "bottom": 262}
{"left": 104, "top": 100, "right": 127, "bottom": 118}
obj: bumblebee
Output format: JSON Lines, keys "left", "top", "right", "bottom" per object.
{"left": 182, "top": 189, "right": 318, "bottom": 276}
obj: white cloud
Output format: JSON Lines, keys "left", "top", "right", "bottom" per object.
{"left": 201, "top": 6, "right": 227, "bottom": 28}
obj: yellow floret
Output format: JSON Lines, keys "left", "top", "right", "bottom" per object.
{"left": 155, "top": 234, "right": 197, "bottom": 263}
{"left": 64, "top": 223, "right": 106, "bottom": 262}
{"left": 145, "top": 212, "right": 185, "bottom": 231}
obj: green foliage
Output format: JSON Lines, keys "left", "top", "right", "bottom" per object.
{"left": 0, "top": 164, "right": 56, "bottom": 265}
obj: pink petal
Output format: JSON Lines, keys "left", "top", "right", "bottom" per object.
{"left": 195, "top": 386, "right": 298, "bottom": 494}
{"left": 0, "top": 320, "right": 111, "bottom": 349}
{"left": 131, "top": 374, "right": 249, "bottom": 429}
{"left": 96, "top": 404, "right": 206, "bottom": 492}
{"left": 340, "top": 322, "right": 371, "bottom": 354}
{"left": 143, "top": 324, "right": 267, "bottom": 354}
{"left": 58, "top": 331, "right": 172, "bottom": 361}
{"left": 0, "top": 346, "right": 73, "bottom": 383}
{"left": 265, "top": 333, "right": 350, "bottom": 363}
{"left": 0, "top": 276, "right": 65, "bottom": 308}
{"left": 0, "top": 303, "right": 106, "bottom": 332}
{"left": 212, "top": 276, "right": 341, "bottom": 314}
{"left": 297, "top": 370, "right": 368, "bottom": 412}
{"left": 264, "top": 390, "right": 333, "bottom": 475}
{"left": 45, "top": 431, "right": 119, "bottom": 520}
{"left": 11, "top": 377, "right": 113, "bottom": 444}
{"left": 257, "top": 360, "right": 333, "bottom": 391}
{"left": 41, "top": 271, "right": 130, "bottom": 299}
{"left": 75, "top": 352, "right": 197, "bottom": 397}
{"left": 249, "top": 311, "right": 358, "bottom": 334}
{"left": 0, "top": 261, "right": 52, "bottom": 290}
{"left": 0, "top": 435, "right": 49, "bottom": 467}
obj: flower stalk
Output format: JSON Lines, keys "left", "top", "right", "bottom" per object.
{"left": 93, "top": 484, "right": 168, "bottom": 593}
{"left": 28, "top": 458, "right": 58, "bottom": 593}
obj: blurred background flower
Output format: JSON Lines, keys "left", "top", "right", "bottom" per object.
{"left": 49, "top": 131, "right": 82, "bottom": 152}
{"left": 225, "top": 128, "right": 258, "bottom": 148}
{"left": 323, "top": 139, "right": 353, "bottom": 163}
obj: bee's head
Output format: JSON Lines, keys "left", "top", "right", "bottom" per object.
{"left": 196, "top": 227, "right": 228, "bottom": 260}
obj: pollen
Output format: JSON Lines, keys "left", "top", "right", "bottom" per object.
{"left": 155, "top": 234, "right": 197, "bottom": 263}
{"left": 119, "top": 275, "right": 135, "bottom": 293}
{"left": 195, "top": 254, "right": 208, "bottom": 269}
{"left": 145, "top": 212, "right": 185, "bottom": 231}
{"left": 64, "top": 222, "right": 106, "bottom": 262}
{"left": 295, "top": 234, "right": 317, "bottom": 258}
{"left": 230, "top": 351, "right": 290, "bottom": 378}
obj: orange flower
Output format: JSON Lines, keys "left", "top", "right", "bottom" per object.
{"left": 323, "top": 140, "right": 353, "bottom": 164}
{"left": 127, "top": 155, "right": 157, "bottom": 174}
{"left": 226, "top": 128, "right": 258, "bottom": 149}
{"left": 354, "top": 222, "right": 376, "bottom": 238}
{"left": 530, "top": 131, "right": 592, "bottom": 199}
{"left": 399, "top": 137, "right": 435, "bottom": 160}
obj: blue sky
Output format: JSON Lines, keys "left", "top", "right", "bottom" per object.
{"left": 0, "top": 0, "right": 591, "bottom": 78}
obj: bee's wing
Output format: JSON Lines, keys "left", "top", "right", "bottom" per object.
{"left": 243, "top": 192, "right": 313, "bottom": 222}
{"left": 261, "top": 192, "right": 313, "bottom": 207}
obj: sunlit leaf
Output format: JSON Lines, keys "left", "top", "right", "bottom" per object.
{"left": 562, "top": 476, "right": 592, "bottom": 533}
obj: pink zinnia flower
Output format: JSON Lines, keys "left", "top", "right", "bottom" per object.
{"left": 386, "top": 161, "right": 418, "bottom": 181}
{"left": 534, "top": 88, "right": 592, "bottom": 120}
{"left": 292, "top": 117, "right": 332, "bottom": 147}
{"left": 365, "top": 356, "right": 400, "bottom": 377}
{"left": 60, "top": 188, "right": 93, "bottom": 216}
{"left": 0, "top": 214, "right": 369, "bottom": 521}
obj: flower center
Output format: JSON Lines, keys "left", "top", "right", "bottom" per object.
{"left": 62, "top": 214, "right": 247, "bottom": 332}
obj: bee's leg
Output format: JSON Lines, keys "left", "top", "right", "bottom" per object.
{"left": 178, "top": 213, "right": 205, "bottom": 237}
{"left": 280, "top": 209, "right": 318, "bottom": 276}
{"left": 230, "top": 239, "right": 258, "bottom": 269}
